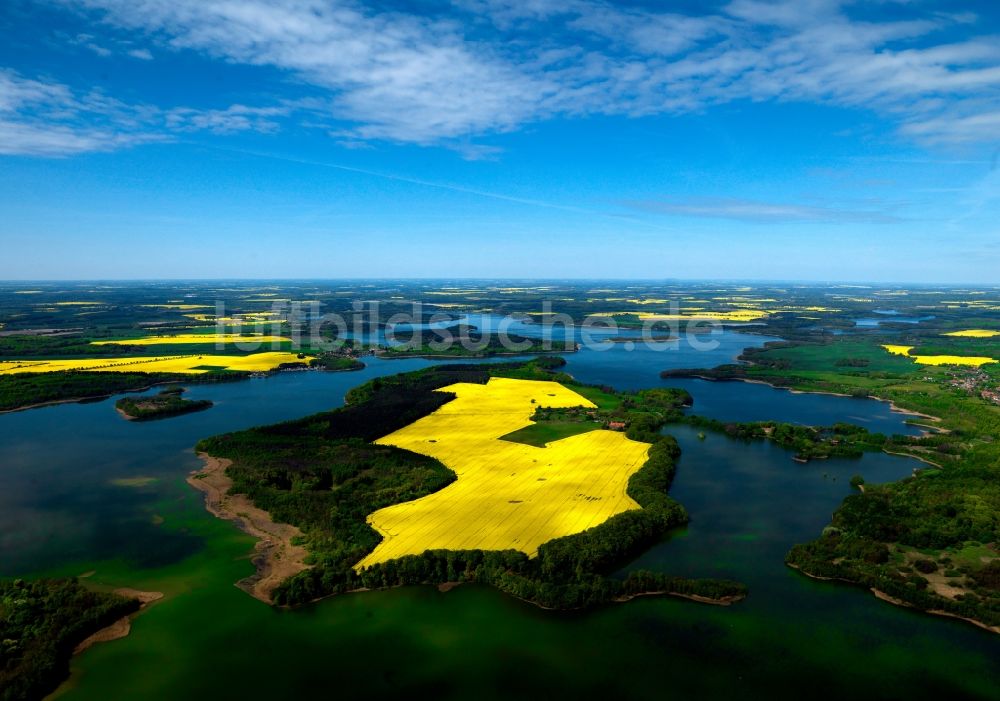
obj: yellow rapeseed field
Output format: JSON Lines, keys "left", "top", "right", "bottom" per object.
{"left": 944, "top": 330, "right": 1000, "bottom": 338}
{"left": 882, "top": 345, "right": 915, "bottom": 356}
{"left": 185, "top": 312, "right": 285, "bottom": 324}
{"left": 882, "top": 345, "right": 997, "bottom": 367}
{"left": 636, "top": 310, "right": 769, "bottom": 322}
{"left": 355, "top": 377, "right": 651, "bottom": 570}
{"left": 0, "top": 352, "right": 307, "bottom": 375}
{"left": 91, "top": 334, "right": 291, "bottom": 346}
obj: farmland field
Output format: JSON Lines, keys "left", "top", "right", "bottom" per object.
{"left": 943, "top": 330, "right": 1000, "bottom": 338}
{"left": 357, "top": 377, "right": 651, "bottom": 568}
{"left": 881, "top": 344, "right": 998, "bottom": 366}
{"left": 90, "top": 334, "right": 292, "bottom": 346}
{"left": 0, "top": 352, "right": 307, "bottom": 375}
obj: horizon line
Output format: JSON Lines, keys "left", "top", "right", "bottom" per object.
{"left": 0, "top": 277, "right": 998, "bottom": 287}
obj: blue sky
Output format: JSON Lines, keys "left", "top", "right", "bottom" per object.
{"left": 1, "top": 0, "right": 998, "bottom": 282}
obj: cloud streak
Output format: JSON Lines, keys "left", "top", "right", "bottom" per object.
{"left": 199, "top": 143, "right": 681, "bottom": 231}
{"left": 4, "top": 0, "right": 1000, "bottom": 155}
{"left": 623, "top": 196, "right": 904, "bottom": 224}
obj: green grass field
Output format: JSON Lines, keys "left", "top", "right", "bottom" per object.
{"left": 499, "top": 420, "right": 601, "bottom": 447}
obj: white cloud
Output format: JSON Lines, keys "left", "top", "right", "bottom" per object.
{"left": 902, "top": 109, "right": 1000, "bottom": 143}
{"left": 9, "top": 0, "right": 1000, "bottom": 153}
{"left": 0, "top": 69, "right": 282, "bottom": 156}
{"left": 0, "top": 120, "right": 149, "bottom": 156}
{"left": 61, "top": 0, "right": 554, "bottom": 143}
{"left": 166, "top": 104, "right": 291, "bottom": 134}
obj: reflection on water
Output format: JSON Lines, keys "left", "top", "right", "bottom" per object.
{"left": 855, "top": 315, "right": 935, "bottom": 327}
{"left": 626, "top": 424, "right": 919, "bottom": 585}
{"left": 663, "top": 378, "right": 925, "bottom": 436}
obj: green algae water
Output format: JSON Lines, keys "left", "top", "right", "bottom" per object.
{"left": 0, "top": 347, "right": 996, "bottom": 700}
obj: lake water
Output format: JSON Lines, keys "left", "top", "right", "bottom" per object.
{"left": 0, "top": 334, "right": 996, "bottom": 700}
{"left": 855, "top": 315, "right": 936, "bottom": 327}
{"left": 663, "top": 378, "right": 926, "bottom": 436}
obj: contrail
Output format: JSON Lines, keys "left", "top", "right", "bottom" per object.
{"left": 193, "top": 143, "right": 679, "bottom": 231}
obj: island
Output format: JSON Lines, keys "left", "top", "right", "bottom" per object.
{"left": 115, "top": 387, "right": 213, "bottom": 421}
{"left": 308, "top": 353, "right": 365, "bottom": 371}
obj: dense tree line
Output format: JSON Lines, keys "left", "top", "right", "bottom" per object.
{"left": 0, "top": 578, "right": 138, "bottom": 701}
{"left": 382, "top": 324, "right": 575, "bottom": 357}
{"left": 683, "top": 416, "right": 896, "bottom": 461}
{"left": 308, "top": 354, "right": 364, "bottom": 371}
{"left": 0, "top": 370, "right": 244, "bottom": 412}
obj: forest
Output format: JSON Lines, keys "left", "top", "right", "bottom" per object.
{"left": 380, "top": 323, "right": 575, "bottom": 357}
{"left": 0, "top": 579, "right": 138, "bottom": 701}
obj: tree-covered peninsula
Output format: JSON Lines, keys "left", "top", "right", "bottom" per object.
{"left": 195, "top": 358, "right": 746, "bottom": 609}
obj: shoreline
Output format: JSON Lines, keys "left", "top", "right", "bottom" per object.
{"left": 870, "top": 588, "right": 1000, "bottom": 635}
{"left": 788, "top": 563, "right": 998, "bottom": 635}
{"left": 599, "top": 337, "right": 678, "bottom": 345}
{"left": 0, "top": 363, "right": 335, "bottom": 416}
{"left": 618, "top": 590, "right": 744, "bottom": 607}
{"left": 380, "top": 348, "right": 577, "bottom": 360}
{"left": 880, "top": 448, "right": 943, "bottom": 468}
{"left": 429, "top": 581, "right": 744, "bottom": 610}
{"left": 115, "top": 406, "right": 138, "bottom": 421}
{"left": 786, "top": 562, "right": 856, "bottom": 585}
{"left": 190, "top": 450, "right": 745, "bottom": 611}
{"left": 0, "top": 376, "right": 196, "bottom": 416}
{"left": 0, "top": 381, "right": 180, "bottom": 415}
{"left": 188, "top": 452, "right": 310, "bottom": 604}
{"left": 663, "top": 373, "right": 943, "bottom": 430}
{"left": 73, "top": 589, "right": 164, "bottom": 655}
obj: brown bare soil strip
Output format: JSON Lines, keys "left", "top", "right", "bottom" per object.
{"left": 73, "top": 589, "right": 164, "bottom": 654}
{"left": 188, "top": 453, "right": 310, "bottom": 604}
{"left": 871, "top": 588, "right": 999, "bottom": 635}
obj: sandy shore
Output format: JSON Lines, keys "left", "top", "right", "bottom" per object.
{"left": 638, "top": 591, "right": 744, "bottom": 606}
{"left": 880, "top": 448, "right": 942, "bottom": 468}
{"left": 786, "top": 562, "right": 855, "bottom": 585}
{"left": 403, "top": 580, "right": 746, "bottom": 609}
{"left": 497, "top": 586, "right": 745, "bottom": 611}
{"left": 188, "top": 453, "right": 310, "bottom": 604}
{"left": 114, "top": 406, "right": 138, "bottom": 421}
{"left": 871, "top": 588, "right": 1000, "bottom": 635}
{"left": 789, "top": 563, "right": 997, "bottom": 634}
{"left": 73, "top": 589, "right": 164, "bottom": 654}
{"left": 381, "top": 348, "right": 576, "bottom": 360}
